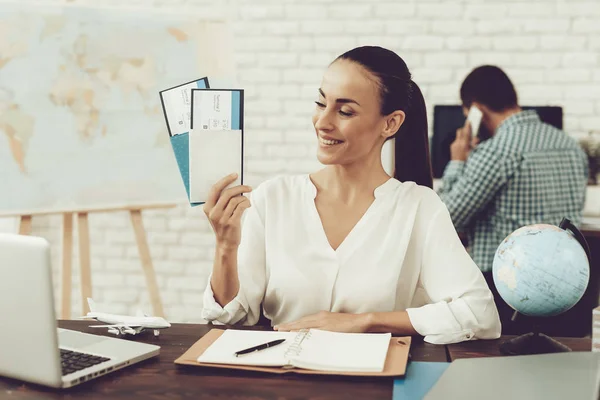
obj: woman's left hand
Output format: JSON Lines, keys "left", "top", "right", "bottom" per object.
{"left": 274, "top": 311, "right": 370, "bottom": 333}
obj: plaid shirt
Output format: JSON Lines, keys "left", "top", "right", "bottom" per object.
{"left": 439, "top": 110, "right": 588, "bottom": 272}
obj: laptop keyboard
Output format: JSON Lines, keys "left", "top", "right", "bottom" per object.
{"left": 60, "top": 349, "right": 111, "bottom": 376}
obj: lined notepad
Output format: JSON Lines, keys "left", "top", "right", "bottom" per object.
{"left": 197, "top": 329, "right": 391, "bottom": 373}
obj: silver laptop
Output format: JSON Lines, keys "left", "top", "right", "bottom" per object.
{"left": 425, "top": 352, "right": 600, "bottom": 400}
{"left": 0, "top": 233, "right": 160, "bottom": 388}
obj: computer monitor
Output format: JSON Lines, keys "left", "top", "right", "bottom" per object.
{"left": 431, "top": 105, "right": 563, "bottom": 178}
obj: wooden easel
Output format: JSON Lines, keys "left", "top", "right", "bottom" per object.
{"left": 15, "top": 203, "right": 176, "bottom": 319}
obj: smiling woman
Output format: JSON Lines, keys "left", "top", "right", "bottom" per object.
{"left": 313, "top": 47, "right": 432, "bottom": 189}
{"left": 200, "top": 46, "right": 501, "bottom": 345}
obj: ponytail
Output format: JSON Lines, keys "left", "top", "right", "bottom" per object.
{"left": 336, "top": 46, "right": 433, "bottom": 188}
{"left": 394, "top": 81, "right": 433, "bottom": 189}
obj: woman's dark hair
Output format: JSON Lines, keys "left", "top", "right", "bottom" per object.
{"left": 460, "top": 65, "right": 518, "bottom": 112}
{"left": 335, "top": 46, "right": 433, "bottom": 189}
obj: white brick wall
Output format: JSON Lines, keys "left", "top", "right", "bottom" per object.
{"left": 6, "top": 0, "right": 600, "bottom": 322}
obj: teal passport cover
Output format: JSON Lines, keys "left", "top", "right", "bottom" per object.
{"left": 393, "top": 361, "right": 450, "bottom": 399}
{"left": 160, "top": 78, "right": 208, "bottom": 207}
{"left": 170, "top": 133, "right": 200, "bottom": 206}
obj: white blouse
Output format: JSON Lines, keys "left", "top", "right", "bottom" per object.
{"left": 202, "top": 175, "right": 501, "bottom": 344}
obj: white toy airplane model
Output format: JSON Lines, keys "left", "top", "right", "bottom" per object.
{"left": 80, "top": 298, "right": 171, "bottom": 337}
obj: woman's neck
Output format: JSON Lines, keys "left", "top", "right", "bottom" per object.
{"left": 311, "top": 160, "right": 391, "bottom": 204}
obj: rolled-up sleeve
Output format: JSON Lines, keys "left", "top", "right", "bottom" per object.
{"left": 201, "top": 189, "right": 267, "bottom": 326}
{"left": 406, "top": 204, "right": 501, "bottom": 344}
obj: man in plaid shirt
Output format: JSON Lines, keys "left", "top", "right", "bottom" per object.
{"left": 438, "top": 66, "right": 588, "bottom": 331}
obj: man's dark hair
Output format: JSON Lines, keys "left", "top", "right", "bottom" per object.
{"left": 460, "top": 66, "right": 518, "bottom": 112}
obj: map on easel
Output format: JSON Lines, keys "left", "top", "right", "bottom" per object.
{"left": 0, "top": 3, "right": 235, "bottom": 216}
{"left": 0, "top": 3, "right": 234, "bottom": 319}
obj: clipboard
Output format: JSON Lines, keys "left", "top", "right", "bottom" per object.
{"left": 159, "top": 77, "right": 210, "bottom": 207}
{"left": 174, "top": 328, "right": 411, "bottom": 377}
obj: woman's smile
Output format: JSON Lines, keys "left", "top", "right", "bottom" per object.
{"left": 318, "top": 135, "right": 344, "bottom": 147}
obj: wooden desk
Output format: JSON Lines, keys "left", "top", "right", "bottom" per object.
{"left": 1, "top": 322, "right": 592, "bottom": 399}
{"left": 0, "top": 321, "right": 446, "bottom": 400}
{"left": 447, "top": 335, "right": 592, "bottom": 361}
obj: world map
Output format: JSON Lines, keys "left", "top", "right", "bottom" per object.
{"left": 0, "top": 4, "right": 233, "bottom": 215}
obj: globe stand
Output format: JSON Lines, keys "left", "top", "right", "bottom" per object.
{"left": 499, "top": 311, "right": 571, "bottom": 355}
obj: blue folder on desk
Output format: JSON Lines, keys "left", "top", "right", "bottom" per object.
{"left": 393, "top": 361, "right": 450, "bottom": 400}
{"left": 159, "top": 78, "right": 209, "bottom": 207}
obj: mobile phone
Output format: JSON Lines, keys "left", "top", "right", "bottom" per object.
{"left": 466, "top": 106, "right": 483, "bottom": 138}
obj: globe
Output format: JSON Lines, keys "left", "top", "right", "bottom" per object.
{"left": 492, "top": 221, "right": 590, "bottom": 318}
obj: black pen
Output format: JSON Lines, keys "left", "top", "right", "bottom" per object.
{"left": 234, "top": 339, "right": 286, "bottom": 357}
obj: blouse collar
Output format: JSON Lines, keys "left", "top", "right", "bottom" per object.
{"left": 306, "top": 175, "right": 400, "bottom": 199}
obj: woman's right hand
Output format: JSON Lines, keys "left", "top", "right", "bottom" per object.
{"left": 203, "top": 173, "right": 253, "bottom": 250}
